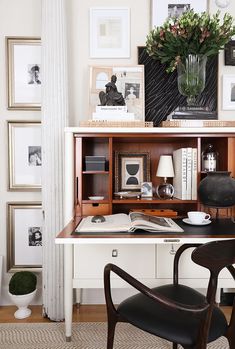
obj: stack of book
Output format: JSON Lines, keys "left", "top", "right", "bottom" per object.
{"left": 171, "top": 108, "right": 217, "bottom": 120}
{"left": 173, "top": 147, "right": 197, "bottom": 200}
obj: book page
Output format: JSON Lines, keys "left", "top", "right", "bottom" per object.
{"left": 130, "top": 212, "right": 170, "bottom": 227}
{"left": 129, "top": 212, "right": 183, "bottom": 232}
{"left": 75, "top": 213, "right": 131, "bottom": 233}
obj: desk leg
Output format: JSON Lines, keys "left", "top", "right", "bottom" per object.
{"left": 64, "top": 244, "right": 73, "bottom": 341}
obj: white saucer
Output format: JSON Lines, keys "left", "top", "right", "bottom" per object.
{"left": 182, "top": 218, "right": 212, "bottom": 226}
{"left": 88, "top": 196, "right": 104, "bottom": 200}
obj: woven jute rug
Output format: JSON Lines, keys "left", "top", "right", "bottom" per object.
{"left": 0, "top": 322, "right": 229, "bottom": 349}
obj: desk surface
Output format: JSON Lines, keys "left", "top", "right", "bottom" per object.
{"left": 55, "top": 217, "right": 235, "bottom": 244}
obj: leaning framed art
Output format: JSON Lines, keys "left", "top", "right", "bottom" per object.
{"left": 6, "top": 37, "right": 41, "bottom": 110}
{"left": 8, "top": 121, "right": 42, "bottom": 190}
{"left": 89, "top": 65, "right": 145, "bottom": 121}
{"left": 151, "top": 0, "right": 208, "bottom": 27}
{"left": 115, "top": 151, "right": 150, "bottom": 192}
{"left": 7, "top": 202, "right": 42, "bottom": 272}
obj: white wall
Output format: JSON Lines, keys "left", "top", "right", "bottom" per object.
{"left": 0, "top": 0, "right": 42, "bottom": 305}
{"left": 0, "top": 0, "right": 235, "bottom": 306}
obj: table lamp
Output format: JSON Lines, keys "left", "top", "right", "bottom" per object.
{"left": 156, "top": 155, "right": 175, "bottom": 199}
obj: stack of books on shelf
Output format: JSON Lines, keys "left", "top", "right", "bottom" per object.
{"left": 173, "top": 147, "right": 197, "bottom": 200}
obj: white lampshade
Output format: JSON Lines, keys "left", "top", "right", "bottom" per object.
{"left": 156, "top": 155, "right": 174, "bottom": 178}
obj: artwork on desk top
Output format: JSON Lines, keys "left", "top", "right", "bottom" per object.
{"left": 138, "top": 47, "right": 218, "bottom": 126}
{"left": 115, "top": 151, "right": 150, "bottom": 192}
{"left": 89, "top": 65, "right": 145, "bottom": 122}
{"left": 141, "top": 182, "right": 153, "bottom": 198}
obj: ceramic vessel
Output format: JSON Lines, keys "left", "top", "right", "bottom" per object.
{"left": 198, "top": 171, "right": 235, "bottom": 207}
{"left": 8, "top": 289, "right": 37, "bottom": 319}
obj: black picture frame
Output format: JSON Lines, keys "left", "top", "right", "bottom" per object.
{"left": 225, "top": 41, "right": 235, "bottom": 66}
{"left": 115, "top": 151, "right": 150, "bottom": 192}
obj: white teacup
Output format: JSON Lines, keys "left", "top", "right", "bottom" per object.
{"left": 187, "top": 211, "right": 211, "bottom": 224}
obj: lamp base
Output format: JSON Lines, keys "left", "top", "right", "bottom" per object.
{"left": 156, "top": 183, "right": 174, "bottom": 199}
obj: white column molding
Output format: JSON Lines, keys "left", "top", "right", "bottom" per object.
{"left": 41, "top": 0, "right": 69, "bottom": 321}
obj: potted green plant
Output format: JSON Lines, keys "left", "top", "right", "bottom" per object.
{"left": 8, "top": 271, "right": 37, "bottom": 319}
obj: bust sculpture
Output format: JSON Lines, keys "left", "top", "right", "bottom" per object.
{"left": 99, "top": 75, "right": 125, "bottom": 106}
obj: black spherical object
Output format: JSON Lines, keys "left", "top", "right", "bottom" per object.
{"left": 198, "top": 171, "right": 235, "bottom": 207}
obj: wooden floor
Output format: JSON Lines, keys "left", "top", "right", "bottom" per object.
{"left": 0, "top": 304, "right": 231, "bottom": 323}
{"left": 0, "top": 304, "right": 107, "bottom": 323}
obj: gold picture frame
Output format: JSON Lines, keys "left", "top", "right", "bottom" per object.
{"left": 6, "top": 37, "right": 41, "bottom": 110}
{"left": 7, "top": 202, "right": 42, "bottom": 272}
{"left": 8, "top": 121, "right": 42, "bottom": 190}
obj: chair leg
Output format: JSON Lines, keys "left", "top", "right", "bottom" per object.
{"left": 227, "top": 335, "right": 235, "bottom": 349}
{"left": 107, "top": 319, "right": 117, "bottom": 349}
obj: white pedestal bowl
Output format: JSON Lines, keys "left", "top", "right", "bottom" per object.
{"left": 8, "top": 289, "right": 37, "bottom": 319}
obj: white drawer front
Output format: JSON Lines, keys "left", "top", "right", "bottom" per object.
{"left": 74, "top": 244, "right": 155, "bottom": 279}
{"left": 156, "top": 244, "right": 232, "bottom": 279}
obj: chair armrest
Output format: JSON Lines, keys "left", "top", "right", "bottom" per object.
{"left": 104, "top": 263, "right": 209, "bottom": 316}
{"left": 173, "top": 243, "right": 202, "bottom": 284}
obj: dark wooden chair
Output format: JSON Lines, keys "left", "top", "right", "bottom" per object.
{"left": 104, "top": 240, "right": 235, "bottom": 349}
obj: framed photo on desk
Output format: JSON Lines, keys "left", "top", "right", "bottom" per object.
{"left": 115, "top": 151, "right": 150, "bottom": 192}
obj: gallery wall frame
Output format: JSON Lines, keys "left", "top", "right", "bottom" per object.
{"left": 89, "top": 7, "right": 130, "bottom": 58}
{"left": 151, "top": 0, "right": 208, "bottom": 28}
{"left": 7, "top": 202, "right": 42, "bottom": 272}
{"left": 222, "top": 74, "right": 235, "bottom": 110}
{"left": 8, "top": 121, "right": 42, "bottom": 191}
{"left": 224, "top": 40, "right": 235, "bottom": 66}
{"left": 115, "top": 151, "right": 150, "bottom": 192}
{"left": 90, "top": 65, "right": 145, "bottom": 121}
{"left": 6, "top": 37, "right": 41, "bottom": 110}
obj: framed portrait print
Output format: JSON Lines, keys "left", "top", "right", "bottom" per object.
{"left": 141, "top": 182, "right": 153, "bottom": 197}
{"left": 90, "top": 65, "right": 145, "bottom": 121}
{"left": 8, "top": 121, "right": 42, "bottom": 190}
{"left": 6, "top": 37, "right": 41, "bottom": 110}
{"left": 7, "top": 202, "right": 42, "bottom": 272}
{"left": 222, "top": 75, "right": 235, "bottom": 110}
{"left": 90, "top": 7, "right": 130, "bottom": 58}
{"left": 151, "top": 0, "right": 208, "bottom": 27}
{"left": 224, "top": 41, "right": 235, "bottom": 66}
{"left": 115, "top": 152, "right": 150, "bottom": 192}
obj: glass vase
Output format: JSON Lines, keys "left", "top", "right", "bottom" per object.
{"left": 177, "top": 54, "right": 207, "bottom": 107}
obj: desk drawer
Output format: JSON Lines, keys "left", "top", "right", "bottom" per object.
{"left": 82, "top": 203, "right": 109, "bottom": 216}
{"left": 74, "top": 244, "right": 155, "bottom": 279}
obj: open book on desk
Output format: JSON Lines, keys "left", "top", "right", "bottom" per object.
{"left": 75, "top": 212, "right": 184, "bottom": 233}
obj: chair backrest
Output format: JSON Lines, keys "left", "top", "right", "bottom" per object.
{"left": 191, "top": 239, "right": 235, "bottom": 276}
{"left": 192, "top": 239, "right": 235, "bottom": 304}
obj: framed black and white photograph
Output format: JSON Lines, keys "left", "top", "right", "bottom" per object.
{"left": 141, "top": 182, "right": 153, "bottom": 197}
{"left": 151, "top": 0, "right": 208, "bottom": 27}
{"left": 225, "top": 40, "right": 235, "bottom": 66}
{"left": 7, "top": 202, "right": 42, "bottom": 272}
{"left": 115, "top": 152, "right": 150, "bottom": 192}
{"left": 90, "top": 65, "right": 145, "bottom": 121}
{"left": 8, "top": 121, "right": 42, "bottom": 190}
{"left": 222, "top": 75, "right": 235, "bottom": 110}
{"left": 6, "top": 37, "right": 41, "bottom": 110}
{"left": 90, "top": 7, "right": 130, "bottom": 58}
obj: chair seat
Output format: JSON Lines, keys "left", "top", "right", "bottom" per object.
{"left": 117, "top": 284, "right": 227, "bottom": 347}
